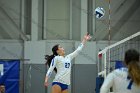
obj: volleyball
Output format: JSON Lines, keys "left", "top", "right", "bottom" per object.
{"left": 95, "top": 7, "right": 105, "bottom": 19}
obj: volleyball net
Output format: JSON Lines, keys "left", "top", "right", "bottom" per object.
{"left": 98, "top": 31, "right": 140, "bottom": 78}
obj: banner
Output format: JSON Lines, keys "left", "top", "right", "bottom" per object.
{"left": 0, "top": 60, "right": 20, "bottom": 93}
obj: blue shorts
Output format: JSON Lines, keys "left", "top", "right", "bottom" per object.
{"left": 52, "top": 82, "right": 68, "bottom": 91}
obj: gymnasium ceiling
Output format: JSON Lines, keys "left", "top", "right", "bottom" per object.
{"left": 0, "top": 0, "right": 140, "bottom": 41}
{"left": 95, "top": 0, "right": 140, "bottom": 41}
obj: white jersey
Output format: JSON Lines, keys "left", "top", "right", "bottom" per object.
{"left": 46, "top": 43, "right": 84, "bottom": 85}
{"left": 100, "top": 68, "right": 140, "bottom": 93}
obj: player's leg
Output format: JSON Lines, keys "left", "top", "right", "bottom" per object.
{"left": 62, "top": 89, "right": 68, "bottom": 93}
{"left": 51, "top": 84, "right": 61, "bottom": 93}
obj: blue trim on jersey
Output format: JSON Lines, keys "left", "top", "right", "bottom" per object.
{"left": 51, "top": 58, "right": 55, "bottom": 66}
{"left": 127, "top": 76, "right": 133, "bottom": 90}
{"left": 52, "top": 82, "right": 68, "bottom": 91}
{"left": 127, "top": 80, "right": 133, "bottom": 90}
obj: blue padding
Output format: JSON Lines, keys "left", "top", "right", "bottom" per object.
{"left": 95, "top": 77, "right": 104, "bottom": 93}
{"left": 0, "top": 60, "right": 20, "bottom": 93}
{"left": 115, "top": 61, "right": 124, "bottom": 69}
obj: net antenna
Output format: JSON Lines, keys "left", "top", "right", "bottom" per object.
{"left": 98, "top": 31, "right": 140, "bottom": 78}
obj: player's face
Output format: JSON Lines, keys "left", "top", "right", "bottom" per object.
{"left": 0, "top": 85, "right": 5, "bottom": 92}
{"left": 57, "top": 45, "right": 65, "bottom": 56}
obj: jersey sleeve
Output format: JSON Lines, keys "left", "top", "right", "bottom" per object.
{"left": 100, "top": 72, "right": 114, "bottom": 93}
{"left": 46, "top": 57, "right": 58, "bottom": 78}
{"left": 67, "top": 43, "right": 84, "bottom": 60}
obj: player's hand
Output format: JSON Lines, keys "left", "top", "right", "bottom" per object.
{"left": 82, "top": 33, "right": 92, "bottom": 45}
{"left": 84, "top": 33, "right": 92, "bottom": 41}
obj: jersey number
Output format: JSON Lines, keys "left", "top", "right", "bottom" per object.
{"left": 65, "top": 63, "right": 70, "bottom": 68}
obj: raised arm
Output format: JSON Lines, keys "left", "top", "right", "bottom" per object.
{"left": 68, "top": 43, "right": 84, "bottom": 60}
{"left": 44, "top": 57, "right": 58, "bottom": 87}
{"left": 68, "top": 33, "right": 91, "bottom": 60}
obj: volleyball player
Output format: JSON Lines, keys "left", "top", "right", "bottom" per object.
{"left": 100, "top": 49, "right": 140, "bottom": 93}
{"left": 44, "top": 33, "right": 91, "bottom": 93}
{"left": 0, "top": 84, "right": 5, "bottom": 93}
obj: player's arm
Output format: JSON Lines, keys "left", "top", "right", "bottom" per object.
{"left": 68, "top": 33, "right": 91, "bottom": 60}
{"left": 44, "top": 57, "right": 57, "bottom": 87}
{"left": 100, "top": 72, "right": 114, "bottom": 93}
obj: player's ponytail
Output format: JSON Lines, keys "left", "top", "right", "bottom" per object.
{"left": 125, "top": 49, "right": 140, "bottom": 86}
{"left": 45, "top": 44, "right": 59, "bottom": 73}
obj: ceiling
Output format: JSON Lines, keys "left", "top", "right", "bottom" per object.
{"left": 0, "top": 0, "right": 140, "bottom": 41}
{"left": 95, "top": 0, "right": 140, "bottom": 41}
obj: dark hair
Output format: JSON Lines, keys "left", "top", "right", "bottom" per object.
{"left": 125, "top": 49, "right": 140, "bottom": 86}
{"left": 45, "top": 44, "right": 59, "bottom": 73}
